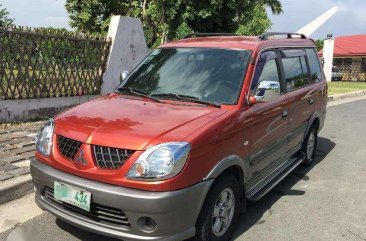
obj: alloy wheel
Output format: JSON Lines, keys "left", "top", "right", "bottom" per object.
{"left": 211, "top": 188, "right": 235, "bottom": 237}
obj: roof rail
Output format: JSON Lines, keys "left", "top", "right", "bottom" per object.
{"left": 183, "top": 33, "right": 238, "bottom": 39}
{"left": 258, "top": 32, "right": 307, "bottom": 41}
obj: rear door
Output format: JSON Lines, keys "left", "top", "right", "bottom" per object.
{"left": 306, "top": 48, "right": 328, "bottom": 130}
{"left": 279, "top": 49, "right": 315, "bottom": 153}
{"left": 248, "top": 50, "right": 289, "bottom": 180}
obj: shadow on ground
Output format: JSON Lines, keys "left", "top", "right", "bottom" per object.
{"left": 231, "top": 137, "right": 336, "bottom": 240}
{"left": 54, "top": 137, "right": 335, "bottom": 241}
{"left": 55, "top": 219, "right": 120, "bottom": 241}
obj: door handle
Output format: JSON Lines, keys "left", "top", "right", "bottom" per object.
{"left": 282, "top": 110, "right": 288, "bottom": 119}
{"left": 309, "top": 98, "right": 314, "bottom": 105}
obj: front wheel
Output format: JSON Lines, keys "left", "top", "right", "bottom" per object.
{"left": 191, "top": 175, "right": 240, "bottom": 241}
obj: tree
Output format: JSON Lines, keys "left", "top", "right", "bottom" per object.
{"left": 235, "top": 4, "right": 272, "bottom": 36}
{"left": 315, "top": 39, "right": 324, "bottom": 51}
{"left": 0, "top": 4, "right": 14, "bottom": 26}
{"left": 65, "top": 0, "right": 283, "bottom": 47}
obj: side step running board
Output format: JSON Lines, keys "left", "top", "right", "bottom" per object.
{"left": 248, "top": 152, "right": 305, "bottom": 201}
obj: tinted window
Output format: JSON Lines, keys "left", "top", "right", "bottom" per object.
{"left": 306, "top": 48, "right": 322, "bottom": 83}
{"left": 282, "top": 56, "right": 309, "bottom": 91}
{"left": 362, "top": 58, "right": 366, "bottom": 72}
{"left": 251, "top": 51, "right": 281, "bottom": 102}
{"left": 344, "top": 58, "right": 352, "bottom": 66}
{"left": 334, "top": 58, "right": 342, "bottom": 66}
{"left": 120, "top": 48, "right": 250, "bottom": 105}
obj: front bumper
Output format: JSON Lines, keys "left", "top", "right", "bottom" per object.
{"left": 31, "top": 159, "right": 213, "bottom": 241}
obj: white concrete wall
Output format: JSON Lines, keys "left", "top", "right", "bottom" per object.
{"left": 323, "top": 39, "right": 335, "bottom": 82}
{"left": 0, "top": 96, "right": 97, "bottom": 123}
{"left": 101, "top": 16, "right": 150, "bottom": 94}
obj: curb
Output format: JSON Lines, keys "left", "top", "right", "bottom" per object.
{"left": 0, "top": 174, "right": 33, "bottom": 205}
{"left": 328, "top": 89, "right": 366, "bottom": 102}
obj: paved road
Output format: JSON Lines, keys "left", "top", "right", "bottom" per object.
{"left": 1, "top": 99, "right": 366, "bottom": 241}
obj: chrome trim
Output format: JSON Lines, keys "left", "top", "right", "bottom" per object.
{"left": 57, "top": 135, "right": 82, "bottom": 160}
{"left": 92, "top": 145, "right": 134, "bottom": 169}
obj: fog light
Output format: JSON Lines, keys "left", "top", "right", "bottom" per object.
{"left": 138, "top": 217, "right": 157, "bottom": 233}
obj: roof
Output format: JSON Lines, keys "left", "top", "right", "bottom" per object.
{"left": 160, "top": 36, "right": 315, "bottom": 52}
{"left": 319, "top": 35, "right": 366, "bottom": 57}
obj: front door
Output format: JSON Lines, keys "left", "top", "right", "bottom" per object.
{"left": 247, "top": 50, "right": 290, "bottom": 183}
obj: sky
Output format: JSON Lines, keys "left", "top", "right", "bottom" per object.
{"left": 267, "top": 0, "right": 366, "bottom": 39}
{"left": 1, "top": 0, "right": 365, "bottom": 40}
{"left": 0, "top": 0, "right": 69, "bottom": 29}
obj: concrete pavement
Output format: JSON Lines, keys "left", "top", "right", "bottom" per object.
{"left": 1, "top": 97, "right": 366, "bottom": 241}
{"left": 0, "top": 121, "right": 43, "bottom": 204}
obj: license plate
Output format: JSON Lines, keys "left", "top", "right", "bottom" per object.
{"left": 54, "top": 182, "right": 91, "bottom": 212}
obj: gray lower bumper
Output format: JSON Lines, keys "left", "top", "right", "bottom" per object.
{"left": 30, "top": 159, "right": 213, "bottom": 241}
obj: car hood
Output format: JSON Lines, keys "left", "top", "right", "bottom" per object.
{"left": 54, "top": 94, "right": 227, "bottom": 150}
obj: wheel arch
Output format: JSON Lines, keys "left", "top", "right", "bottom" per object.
{"left": 306, "top": 112, "right": 321, "bottom": 134}
{"left": 204, "top": 155, "right": 247, "bottom": 190}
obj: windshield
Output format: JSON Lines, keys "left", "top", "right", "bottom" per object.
{"left": 118, "top": 48, "right": 251, "bottom": 105}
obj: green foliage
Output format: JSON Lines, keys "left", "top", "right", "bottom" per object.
{"left": 65, "top": 0, "right": 283, "bottom": 47}
{"left": 0, "top": 4, "right": 14, "bottom": 26}
{"left": 236, "top": 4, "right": 272, "bottom": 36}
{"left": 174, "top": 22, "right": 194, "bottom": 40}
{"left": 315, "top": 39, "right": 324, "bottom": 51}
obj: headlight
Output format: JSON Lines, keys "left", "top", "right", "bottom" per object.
{"left": 127, "top": 142, "right": 190, "bottom": 181}
{"left": 35, "top": 119, "right": 54, "bottom": 156}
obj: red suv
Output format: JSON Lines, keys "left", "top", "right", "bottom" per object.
{"left": 31, "top": 32, "right": 327, "bottom": 241}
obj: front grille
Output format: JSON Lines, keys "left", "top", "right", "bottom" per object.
{"left": 92, "top": 145, "right": 134, "bottom": 169}
{"left": 57, "top": 135, "right": 82, "bottom": 160}
{"left": 43, "top": 186, "right": 131, "bottom": 228}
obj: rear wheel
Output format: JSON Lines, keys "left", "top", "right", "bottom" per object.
{"left": 191, "top": 175, "right": 240, "bottom": 241}
{"left": 302, "top": 127, "right": 318, "bottom": 166}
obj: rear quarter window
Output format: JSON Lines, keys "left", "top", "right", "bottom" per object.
{"left": 306, "top": 48, "right": 322, "bottom": 83}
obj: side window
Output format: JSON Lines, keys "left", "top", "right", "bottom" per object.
{"left": 282, "top": 55, "right": 309, "bottom": 92}
{"left": 251, "top": 51, "right": 281, "bottom": 102}
{"left": 306, "top": 48, "right": 322, "bottom": 83}
{"left": 344, "top": 58, "right": 352, "bottom": 66}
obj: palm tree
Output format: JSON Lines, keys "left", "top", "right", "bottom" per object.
{"left": 263, "top": 0, "right": 283, "bottom": 15}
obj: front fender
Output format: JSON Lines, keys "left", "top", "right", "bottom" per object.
{"left": 203, "top": 155, "right": 247, "bottom": 183}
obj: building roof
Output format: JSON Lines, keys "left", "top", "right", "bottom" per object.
{"left": 319, "top": 35, "right": 366, "bottom": 57}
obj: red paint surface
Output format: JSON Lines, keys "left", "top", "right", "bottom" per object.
{"left": 36, "top": 36, "right": 326, "bottom": 192}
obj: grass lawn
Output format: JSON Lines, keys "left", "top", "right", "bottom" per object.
{"left": 328, "top": 82, "right": 366, "bottom": 96}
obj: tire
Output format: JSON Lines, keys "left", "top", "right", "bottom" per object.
{"left": 302, "top": 126, "right": 318, "bottom": 166}
{"left": 191, "top": 175, "right": 240, "bottom": 241}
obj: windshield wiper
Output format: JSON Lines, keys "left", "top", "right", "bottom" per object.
{"left": 116, "top": 87, "right": 163, "bottom": 103}
{"left": 151, "top": 93, "right": 221, "bottom": 108}
{"left": 151, "top": 93, "right": 199, "bottom": 99}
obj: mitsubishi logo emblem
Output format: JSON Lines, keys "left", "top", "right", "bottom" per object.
{"left": 74, "top": 150, "right": 88, "bottom": 165}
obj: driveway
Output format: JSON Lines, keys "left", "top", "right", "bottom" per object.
{"left": 1, "top": 99, "right": 366, "bottom": 241}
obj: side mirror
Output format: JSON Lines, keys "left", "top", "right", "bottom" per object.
{"left": 121, "top": 70, "right": 129, "bottom": 81}
{"left": 248, "top": 96, "right": 257, "bottom": 106}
